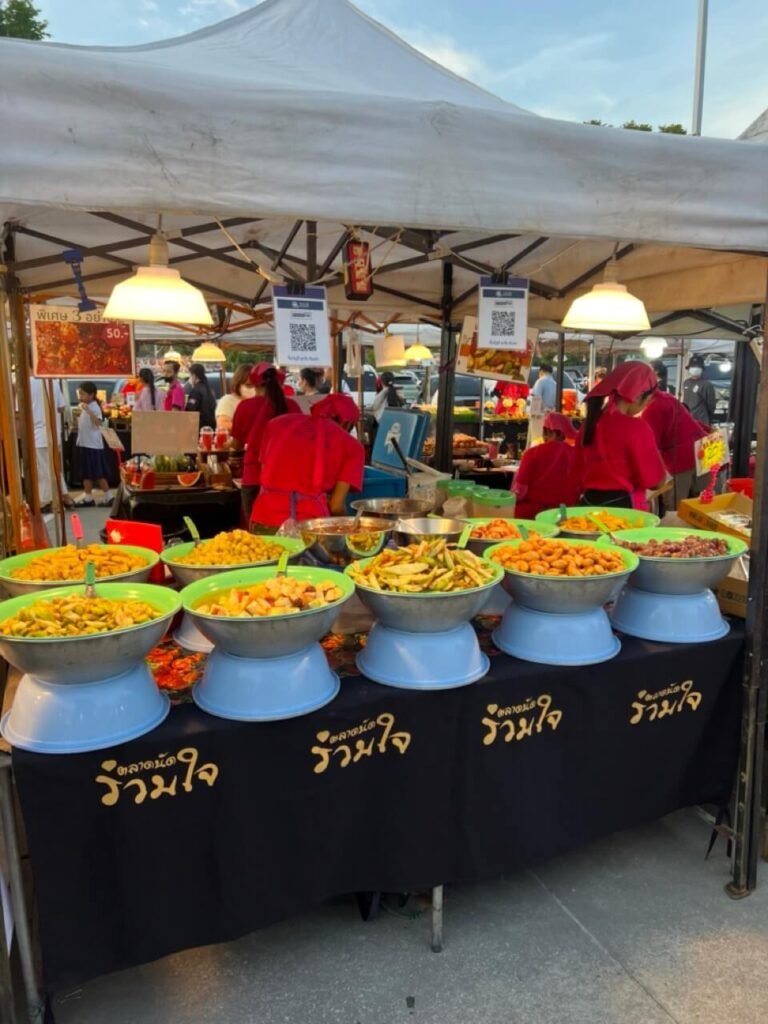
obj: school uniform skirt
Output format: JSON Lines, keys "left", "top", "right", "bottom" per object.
{"left": 79, "top": 445, "right": 111, "bottom": 481}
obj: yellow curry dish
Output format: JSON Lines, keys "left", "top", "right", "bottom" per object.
{"left": 0, "top": 595, "right": 163, "bottom": 639}
{"left": 172, "top": 530, "right": 284, "bottom": 567}
{"left": 9, "top": 544, "right": 148, "bottom": 582}
{"left": 195, "top": 577, "right": 344, "bottom": 618}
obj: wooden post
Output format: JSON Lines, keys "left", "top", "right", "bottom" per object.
{"left": 0, "top": 291, "right": 24, "bottom": 552}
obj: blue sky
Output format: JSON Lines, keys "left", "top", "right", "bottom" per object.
{"left": 36, "top": 0, "right": 766, "bottom": 138}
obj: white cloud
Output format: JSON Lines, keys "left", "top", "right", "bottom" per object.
{"left": 141, "top": 0, "right": 159, "bottom": 10}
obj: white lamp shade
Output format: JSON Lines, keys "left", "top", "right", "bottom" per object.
{"left": 192, "top": 340, "right": 226, "bottom": 362}
{"left": 375, "top": 334, "right": 406, "bottom": 367}
{"left": 104, "top": 266, "right": 213, "bottom": 326}
{"left": 562, "top": 282, "right": 650, "bottom": 333}
{"left": 404, "top": 343, "right": 433, "bottom": 362}
{"left": 640, "top": 337, "right": 668, "bottom": 359}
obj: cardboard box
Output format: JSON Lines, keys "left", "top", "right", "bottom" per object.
{"left": 714, "top": 556, "right": 750, "bottom": 620}
{"left": 677, "top": 492, "right": 752, "bottom": 542}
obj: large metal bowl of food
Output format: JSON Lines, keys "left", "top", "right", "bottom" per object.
{"left": 161, "top": 532, "right": 305, "bottom": 586}
{"left": 181, "top": 566, "right": 354, "bottom": 658}
{"left": 349, "top": 498, "right": 434, "bottom": 521}
{"left": 299, "top": 517, "right": 393, "bottom": 567}
{"left": 393, "top": 517, "right": 467, "bottom": 547}
{"left": 0, "top": 544, "right": 159, "bottom": 598}
{"left": 596, "top": 528, "right": 748, "bottom": 595}
{"left": 534, "top": 506, "right": 660, "bottom": 540}
{"left": 345, "top": 541, "right": 502, "bottom": 632}
{"left": 485, "top": 537, "right": 638, "bottom": 614}
{"left": 461, "top": 517, "right": 560, "bottom": 558}
{"left": 0, "top": 582, "right": 181, "bottom": 683}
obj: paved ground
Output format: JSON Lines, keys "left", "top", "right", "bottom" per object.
{"left": 49, "top": 809, "right": 768, "bottom": 1024}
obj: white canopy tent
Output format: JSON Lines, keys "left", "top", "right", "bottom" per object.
{"left": 0, "top": 0, "right": 766, "bottom": 330}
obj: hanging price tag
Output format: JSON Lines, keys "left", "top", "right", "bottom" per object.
{"left": 694, "top": 428, "right": 730, "bottom": 477}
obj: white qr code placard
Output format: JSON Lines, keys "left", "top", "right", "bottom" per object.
{"left": 477, "top": 276, "right": 529, "bottom": 352}
{"left": 272, "top": 285, "right": 332, "bottom": 367}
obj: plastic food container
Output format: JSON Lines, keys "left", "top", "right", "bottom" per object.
{"left": 469, "top": 488, "right": 517, "bottom": 519}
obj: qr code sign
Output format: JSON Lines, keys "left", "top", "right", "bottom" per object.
{"left": 491, "top": 310, "right": 516, "bottom": 337}
{"left": 289, "top": 322, "right": 318, "bottom": 353}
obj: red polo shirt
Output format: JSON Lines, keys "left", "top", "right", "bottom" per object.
{"left": 641, "top": 391, "right": 709, "bottom": 475}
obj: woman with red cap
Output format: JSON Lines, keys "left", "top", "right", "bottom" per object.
{"left": 250, "top": 393, "right": 365, "bottom": 528}
{"left": 641, "top": 371, "right": 710, "bottom": 511}
{"left": 511, "top": 412, "right": 580, "bottom": 518}
{"left": 571, "top": 362, "right": 667, "bottom": 510}
{"left": 231, "top": 363, "right": 301, "bottom": 522}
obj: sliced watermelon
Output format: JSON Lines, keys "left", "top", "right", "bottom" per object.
{"left": 177, "top": 472, "right": 202, "bottom": 488}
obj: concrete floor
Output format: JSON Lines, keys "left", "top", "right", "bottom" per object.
{"left": 50, "top": 809, "right": 768, "bottom": 1024}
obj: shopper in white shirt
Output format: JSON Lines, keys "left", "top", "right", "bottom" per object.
{"left": 73, "top": 382, "right": 114, "bottom": 507}
{"left": 29, "top": 377, "right": 72, "bottom": 509}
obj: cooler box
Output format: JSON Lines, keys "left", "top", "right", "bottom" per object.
{"left": 346, "top": 409, "right": 431, "bottom": 511}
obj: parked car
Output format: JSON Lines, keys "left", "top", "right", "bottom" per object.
{"left": 346, "top": 365, "right": 382, "bottom": 408}
{"left": 429, "top": 374, "right": 498, "bottom": 409}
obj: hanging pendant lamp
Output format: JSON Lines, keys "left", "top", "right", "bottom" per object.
{"left": 562, "top": 258, "right": 650, "bottom": 333}
{"left": 191, "top": 340, "right": 226, "bottom": 363}
{"left": 640, "top": 337, "right": 668, "bottom": 359}
{"left": 104, "top": 223, "right": 213, "bottom": 326}
{"left": 404, "top": 342, "right": 432, "bottom": 362}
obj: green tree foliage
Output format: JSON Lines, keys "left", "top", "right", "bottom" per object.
{"left": 622, "top": 120, "right": 653, "bottom": 132}
{"left": 0, "top": 0, "right": 49, "bottom": 39}
{"left": 585, "top": 118, "right": 688, "bottom": 134}
{"left": 658, "top": 123, "right": 687, "bottom": 134}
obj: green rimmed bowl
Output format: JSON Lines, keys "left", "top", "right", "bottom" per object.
{"left": 596, "top": 528, "right": 748, "bottom": 595}
{"left": 161, "top": 536, "right": 305, "bottom": 587}
{"left": 0, "top": 544, "right": 159, "bottom": 598}
{"left": 535, "top": 506, "right": 660, "bottom": 540}
{"left": 484, "top": 538, "right": 638, "bottom": 613}
{"left": 345, "top": 556, "right": 503, "bottom": 633}
{"left": 0, "top": 582, "right": 180, "bottom": 683}
{"left": 181, "top": 566, "right": 354, "bottom": 658}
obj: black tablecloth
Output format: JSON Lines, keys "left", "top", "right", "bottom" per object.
{"left": 116, "top": 485, "right": 242, "bottom": 538}
{"left": 12, "top": 627, "right": 744, "bottom": 990}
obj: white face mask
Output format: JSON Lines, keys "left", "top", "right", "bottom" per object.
{"left": 688, "top": 367, "right": 703, "bottom": 379}
{"left": 240, "top": 386, "right": 256, "bottom": 398}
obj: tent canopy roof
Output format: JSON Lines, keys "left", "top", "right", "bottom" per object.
{"left": 1, "top": 0, "right": 766, "bottom": 329}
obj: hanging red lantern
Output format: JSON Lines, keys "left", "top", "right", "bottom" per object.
{"left": 344, "top": 240, "right": 373, "bottom": 300}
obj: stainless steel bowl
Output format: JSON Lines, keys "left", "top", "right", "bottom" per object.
{"left": 485, "top": 540, "right": 637, "bottom": 614}
{"left": 393, "top": 517, "right": 467, "bottom": 547}
{"left": 350, "top": 498, "right": 434, "bottom": 520}
{"left": 0, "top": 583, "right": 180, "bottom": 684}
{"left": 299, "top": 517, "right": 393, "bottom": 567}
{"left": 182, "top": 567, "right": 354, "bottom": 658}
{"left": 598, "top": 529, "right": 746, "bottom": 595}
{"left": 350, "top": 577, "right": 502, "bottom": 633}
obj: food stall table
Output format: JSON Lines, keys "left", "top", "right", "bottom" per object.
{"left": 8, "top": 621, "right": 744, "bottom": 994}
{"left": 115, "top": 484, "right": 242, "bottom": 539}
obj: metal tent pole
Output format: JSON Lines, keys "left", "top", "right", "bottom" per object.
{"left": 434, "top": 263, "right": 455, "bottom": 473}
{"left": 729, "top": 277, "right": 767, "bottom": 896}
{"left": 555, "top": 331, "right": 565, "bottom": 411}
{"left": 691, "top": 0, "right": 708, "bottom": 136}
{"left": 729, "top": 309, "right": 761, "bottom": 476}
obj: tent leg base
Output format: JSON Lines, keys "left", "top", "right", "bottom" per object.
{"left": 724, "top": 882, "right": 753, "bottom": 900}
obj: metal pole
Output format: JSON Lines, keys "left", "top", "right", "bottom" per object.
{"left": 555, "top": 332, "right": 565, "bottom": 411}
{"left": 691, "top": 0, "right": 708, "bottom": 135}
{"left": 431, "top": 885, "right": 444, "bottom": 953}
{"left": 729, "top": 272, "right": 768, "bottom": 896}
{"left": 332, "top": 330, "right": 343, "bottom": 393}
{"left": 587, "top": 338, "right": 596, "bottom": 390}
{"left": 0, "top": 756, "right": 43, "bottom": 1022}
{"left": 0, "top": 292, "right": 24, "bottom": 552}
{"left": 730, "top": 308, "right": 761, "bottom": 477}
{"left": 434, "top": 263, "right": 455, "bottom": 473}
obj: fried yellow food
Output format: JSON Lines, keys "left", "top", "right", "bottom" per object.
{"left": 9, "top": 544, "right": 147, "bottom": 582}
{"left": 0, "top": 596, "right": 162, "bottom": 638}
{"left": 471, "top": 519, "right": 528, "bottom": 540}
{"left": 348, "top": 539, "right": 497, "bottom": 593}
{"left": 559, "top": 511, "right": 643, "bottom": 533}
{"left": 173, "top": 530, "right": 284, "bottom": 567}
{"left": 490, "top": 535, "right": 627, "bottom": 578}
{"left": 195, "top": 577, "right": 344, "bottom": 617}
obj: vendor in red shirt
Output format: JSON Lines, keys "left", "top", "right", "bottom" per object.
{"left": 641, "top": 370, "right": 709, "bottom": 512}
{"left": 250, "top": 393, "right": 365, "bottom": 529}
{"left": 231, "top": 363, "right": 301, "bottom": 522}
{"left": 512, "top": 413, "right": 579, "bottom": 518}
{"left": 571, "top": 362, "right": 667, "bottom": 510}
